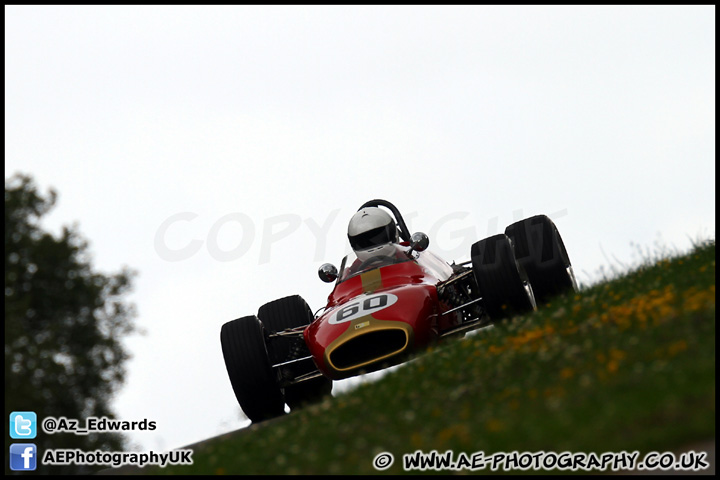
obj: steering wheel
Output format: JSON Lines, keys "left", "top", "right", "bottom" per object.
{"left": 356, "top": 255, "right": 389, "bottom": 271}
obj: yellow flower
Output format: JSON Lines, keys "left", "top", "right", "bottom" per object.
{"left": 667, "top": 340, "right": 688, "bottom": 356}
{"left": 610, "top": 349, "right": 626, "bottom": 361}
{"left": 488, "top": 344, "right": 505, "bottom": 355}
{"left": 436, "top": 424, "right": 471, "bottom": 446}
{"left": 486, "top": 419, "right": 506, "bottom": 432}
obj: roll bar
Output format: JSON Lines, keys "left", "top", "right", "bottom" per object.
{"left": 357, "top": 199, "right": 412, "bottom": 243}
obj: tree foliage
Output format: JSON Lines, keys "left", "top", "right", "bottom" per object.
{"left": 5, "top": 174, "right": 137, "bottom": 474}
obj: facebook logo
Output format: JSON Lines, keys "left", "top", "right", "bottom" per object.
{"left": 10, "top": 411, "right": 37, "bottom": 439}
{"left": 9, "top": 444, "right": 37, "bottom": 471}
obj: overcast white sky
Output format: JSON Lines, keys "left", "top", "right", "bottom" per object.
{"left": 5, "top": 5, "right": 715, "bottom": 453}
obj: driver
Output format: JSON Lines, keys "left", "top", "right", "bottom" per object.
{"left": 347, "top": 207, "right": 401, "bottom": 263}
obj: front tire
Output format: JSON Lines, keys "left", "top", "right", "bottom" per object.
{"left": 504, "top": 215, "right": 578, "bottom": 304}
{"left": 220, "top": 315, "right": 286, "bottom": 423}
{"left": 471, "top": 234, "right": 537, "bottom": 320}
{"left": 258, "top": 295, "right": 332, "bottom": 410}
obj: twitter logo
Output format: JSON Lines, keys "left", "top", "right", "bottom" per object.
{"left": 10, "top": 412, "right": 37, "bottom": 439}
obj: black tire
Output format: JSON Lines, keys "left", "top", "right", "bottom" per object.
{"left": 258, "top": 295, "right": 332, "bottom": 410}
{"left": 471, "top": 234, "right": 537, "bottom": 320}
{"left": 220, "top": 315, "right": 286, "bottom": 423}
{"left": 504, "top": 215, "right": 578, "bottom": 304}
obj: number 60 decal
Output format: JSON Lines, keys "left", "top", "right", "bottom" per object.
{"left": 328, "top": 293, "right": 398, "bottom": 324}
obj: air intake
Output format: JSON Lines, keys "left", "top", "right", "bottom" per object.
{"left": 330, "top": 329, "right": 408, "bottom": 370}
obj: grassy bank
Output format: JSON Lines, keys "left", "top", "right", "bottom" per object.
{"left": 155, "top": 240, "right": 715, "bottom": 475}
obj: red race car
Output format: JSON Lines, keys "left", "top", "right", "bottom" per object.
{"left": 221, "top": 199, "right": 577, "bottom": 422}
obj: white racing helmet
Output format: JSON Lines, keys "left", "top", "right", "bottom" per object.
{"left": 347, "top": 207, "right": 399, "bottom": 261}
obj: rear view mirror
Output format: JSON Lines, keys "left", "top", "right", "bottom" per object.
{"left": 318, "top": 263, "right": 338, "bottom": 283}
{"left": 409, "top": 232, "right": 429, "bottom": 253}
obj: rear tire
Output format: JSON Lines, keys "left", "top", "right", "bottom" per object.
{"left": 504, "top": 215, "right": 578, "bottom": 304}
{"left": 220, "top": 315, "right": 286, "bottom": 423}
{"left": 258, "top": 295, "right": 333, "bottom": 410}
{"left": 471, "top": 234, "right": 537, "bottom": 320}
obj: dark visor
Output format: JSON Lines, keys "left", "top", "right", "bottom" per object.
{"left": 349, "top": 224, "right": 396, "bottom": 251}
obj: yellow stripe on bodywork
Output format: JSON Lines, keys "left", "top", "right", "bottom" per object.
{"left": 360, "top": 269, "right": 383, "bottom": 293}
